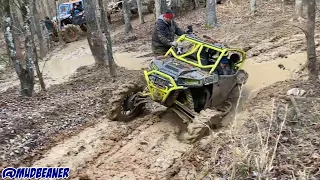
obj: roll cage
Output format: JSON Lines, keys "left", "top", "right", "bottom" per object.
{"left": 164, "top": 34, "right": 246, "bottom": 75}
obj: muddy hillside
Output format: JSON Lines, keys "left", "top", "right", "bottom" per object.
{"left": 0, "top": 0, "right": 320, "bottom": 179}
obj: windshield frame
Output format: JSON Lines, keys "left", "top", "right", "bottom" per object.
{"left": 59, "top": 4, "right": 71, "bottom": 15}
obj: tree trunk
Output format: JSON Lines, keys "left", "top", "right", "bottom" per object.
{"left": 30, "top": 0, "right": 46, "bottom": 91}
{"left": 306, "top": 0, "right": 318, "bottom": 80}
{"left": 32, "top": 0, "right": 46, "bottom": 58}
{"left": 84, "top": 0, "right": 106, "bottom": 67}
{"left": 155, "top": 0, "right": 162, "bottom": 18}
{"left": 295, "top": 0, "right": 303, "bottom": 18}
{"left": 123, "top": 0, "right": 133, "bottom": 34}
{"left": 11, "top": 5, "right": 24, "bottom": 66}
{"left": 98, "top": 0, "right": 117, "bottom": 77}
{"left": 136, "top": 0, "right": 145, "bottom": 24}
{"left": 206, "top": 0, "right": 218, "bottom": 27}
{"left": 250, "top": 0, "right": 257, "bottom": 13}
{"left": 55, "top": 0, "right": 63, "bottom": 44}
{"left": 160, "top": 0, "right": 167, "bottom": 13}
{"left": 194, "top": 0, "right": 200, "bottom": 9}
{"left": 21, "top": 2, "right": 35, "bottom": 96}
{"left": 3, "top": 0, "right": 34, "bottom": 96}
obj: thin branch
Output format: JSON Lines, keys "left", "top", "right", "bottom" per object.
{"left": 289, "top": 23, "right": 307, "bottom": 36}
{"left": 267, "top": 104, "right": 289, "bottom": 172}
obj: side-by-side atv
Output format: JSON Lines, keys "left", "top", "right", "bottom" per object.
{"left": 108, "top": 32, "right": 249, "bottom": 143}
{"left": 51, "top": 0, "right": 88, "bottom": 43}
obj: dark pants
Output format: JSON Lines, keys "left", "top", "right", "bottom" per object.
{"left": 152, "top": 46, "right": 170, "bottom": 57}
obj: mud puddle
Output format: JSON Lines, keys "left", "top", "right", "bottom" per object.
{"left": 222, "top": 52, "right": 306, "bottom": 126}
{"left": 39, "top": 40, "right": 151, "bottom": 86}
{"left": 242, "top": 52, "right": 306, "bottom": 98}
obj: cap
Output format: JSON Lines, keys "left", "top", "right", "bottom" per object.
{"left": 220, "top": 56, "right": 229, "bottom": 64}
{"left": 164, "top": 9, "right": 174, "bottom": 19}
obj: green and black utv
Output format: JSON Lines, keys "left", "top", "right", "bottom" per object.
{"left": 108, "top": 32, "right": 249, "bottom": 143}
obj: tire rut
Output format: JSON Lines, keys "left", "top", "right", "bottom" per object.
{"left": 76, "top": 111, "right": 193, "bottom": 180}
{"left": 31, "top": 112, "right": 162, "bottom": 177}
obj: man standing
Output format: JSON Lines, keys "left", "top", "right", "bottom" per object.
{"left": 151, "top": 9, "right": 186, "bottom": 56}
{"left": 44, "top": 16, "right": 54, "bottom": 34}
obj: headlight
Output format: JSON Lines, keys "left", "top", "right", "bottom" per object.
{"left": 149, "top": 61, "right": 158, "bottom": 70}
{"left": 178, "top": 78, "right": 201, "bottom": 85}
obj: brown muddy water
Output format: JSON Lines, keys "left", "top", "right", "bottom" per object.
{"left": 40, "top": 47, "right": 307, "bottom": 98}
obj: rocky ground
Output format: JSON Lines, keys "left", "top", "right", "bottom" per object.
{"left": 0, "top": 0, "right": 320, "bottom": 179}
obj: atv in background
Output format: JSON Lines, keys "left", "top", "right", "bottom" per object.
{"left": 108, "top": 27, "right": 249, "bottom": 143}
{"left": 51, "top": 0, "right": 88, "bottom": 43}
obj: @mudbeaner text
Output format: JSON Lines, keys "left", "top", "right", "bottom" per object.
{"left": 2, "top": 167, "right": 70, "bottom": 179}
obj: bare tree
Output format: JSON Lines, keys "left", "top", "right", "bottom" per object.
{"left": 55, "top": 0, "right": 63, "bottom": 44}
{"left": 10, "top": 5, "right": 24, "bottom": 65}
{"left": 2, "top": 0, "right": 35, "bottom": 96}
{"left": 306, "top": 0, "right": 318, "bottom": 80}
{"left": 155, "top": 0, "right": 167, "bottom": 18}
{"left": 136, "top": 0, "right": 145, "bottom": 24}
{"left": 123, "top": 0, "right": 133, "bottom": 34}
{"left": 161, "top": 0, "right": 167, "bottom": 13}
{"left": 84, "top": 0, "right": 107, "bottom": 67}
{"left": 295, "top": 0, "right": 303, "bottom": 18}
{"left": 250, "top": 0, "right": 257, "bottom": 13}
{"left": 32, "top": 0, "right": 46, "bottom": 58}
{"left": 20, "top": 0, "right": 36, "bottom": 95}
{"left": 194, "top": 0, "right": 200, "bottom": 9}
{"left": 206, "top": 0, "right": 218, "bottom": 27}
{"left": 30, "top": 0, "right": 46, "bottom": 91}
{"left": 155, "top": 0, "right": 161, "bottom": 18}
{"left": 98, "top": 0, "right": 117, "bottom": 77}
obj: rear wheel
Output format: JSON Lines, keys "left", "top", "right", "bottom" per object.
{"left": 182, "top": 101, "right": 232, "bottom": 143}
{"left": 109, "top": 82, "right": 145, "bottom": 121}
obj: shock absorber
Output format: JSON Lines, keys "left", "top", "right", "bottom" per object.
{"left": 185, "top": 89, "right": 195, "bottom": 112}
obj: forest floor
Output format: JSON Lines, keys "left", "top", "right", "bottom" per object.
{"left": 0, "top": 0, "right": 320, "bottom": 179}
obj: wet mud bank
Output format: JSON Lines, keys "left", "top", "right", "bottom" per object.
{"left": 0, "top": 66, "right": 145, "bottom": 169}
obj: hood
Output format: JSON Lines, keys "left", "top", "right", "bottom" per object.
{"left": 59, "top": 13, "right": 71, "bottom": 20}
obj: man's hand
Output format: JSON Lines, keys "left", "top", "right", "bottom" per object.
{"left": 170, "top": 41, "right": 178, "bottom": 47}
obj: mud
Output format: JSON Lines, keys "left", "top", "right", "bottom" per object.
{"left": 24, "top": 50, "right": 308, "bottom": 180}
{"left": 170, "top": 80, "right": 320, "bottom": 179}
{"left": 0, "top": 66, "right": 145, "bottom": 169}
{"left": 1, "top": 0, "right": 319, "bottom": 179}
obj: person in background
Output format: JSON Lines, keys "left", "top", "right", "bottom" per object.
{"left": 44, "top": 16, "right": 54, "bottom": 34}
{"left": 151, "top": 9, "right": 186, "bottom": 56}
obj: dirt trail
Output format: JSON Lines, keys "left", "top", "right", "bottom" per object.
{"left": 29, "top": 48, "right": 307, "bottom": 179}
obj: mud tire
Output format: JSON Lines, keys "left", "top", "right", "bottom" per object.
{"left": 62, "top": 25, "right": 80, "bottom": 43}
{"left": 109, "top": 82, "right": 145, "bottom": 122}
{"left": 182, "top": 109, "right": 222, "bottom": 143}
{"left": 80, "top": 24, "right": 88, "bottom": 32}
{"left": 182, "top": 101, "right": 232, "bottom": 143}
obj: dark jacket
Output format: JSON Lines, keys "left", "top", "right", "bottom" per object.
{"left": 44, "top": 19, "right": 54, "bottom": 33}
{"left": 151, "top": 15, "right": 185, "bottom": 49}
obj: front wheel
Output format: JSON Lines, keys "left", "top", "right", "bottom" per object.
{"left": 62, "top": 25, "right": 80, "bottom": 43}
{"left": 80, "top": 24, "right": 88, "bottom": 32}
{"left": 108, "top": 82, "right": 145, "bottom": 122}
